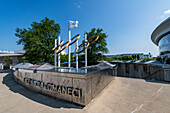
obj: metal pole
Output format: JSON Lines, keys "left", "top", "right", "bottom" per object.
{"left": 76, "top": 39, "right": 78, "bottom": 69}
{"left": 68, "top": 19, "right": 71, "bottom": 67}
{"left": 54, "top": 39, "right": 57, "bottom": 67}
{"left": 85, "top": 34, "right": 87, "bottom": 67}
{"left": 58, "top": 36, "right": 61, "bottom": 67}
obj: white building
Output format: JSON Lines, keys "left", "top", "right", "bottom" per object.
{"left": 0, "top": 50, "right": 25, "bottom": 67}
{"left": 105, "top": 53, "right": 152, "bottom": 59}
{"left": 151, "top": 17, "right": 170, "bottom": 58}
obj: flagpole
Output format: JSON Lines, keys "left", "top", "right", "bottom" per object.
{"left": 85, "top": 34, "right": 87, "bottom": 67}
{"left": 68, "top": 19, "right": 71, "bottom": 67}
{"left": 58, "top": 36, "right": 61, "bottom": 67}
{"left": 54, "top": 39, "right": 57, "bottom": 67}
{"left": 76, "top": 39, "right": 78, "bottom": 70}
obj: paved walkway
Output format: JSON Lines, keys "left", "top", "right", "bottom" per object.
{"left": 1, "top": 70, "right": 170, "bottom": 113}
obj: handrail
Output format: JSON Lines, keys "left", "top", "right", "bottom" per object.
{"left": 143, "top": 69, "right": 162, "bottom": 79}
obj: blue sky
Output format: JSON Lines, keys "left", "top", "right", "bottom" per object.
{"left": 0, "top": 0, "right": 170, "bottom": 56}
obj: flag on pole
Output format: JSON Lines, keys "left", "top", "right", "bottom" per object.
{"left": 69, "top": 20, "right": 78, "bottom": 28}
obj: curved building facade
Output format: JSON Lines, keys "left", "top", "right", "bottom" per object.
{"left": 151, "top": 17, "right": 170, "bottom": 58}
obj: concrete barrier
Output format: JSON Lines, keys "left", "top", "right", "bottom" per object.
{"left": 163, "top": 65, "right": 170, "bottom": 82}
{"left": 117, "top": 62, "right": 170, "bottom": 81}
{"left": 13, "top": 67, "right": 114, "bottom": 106}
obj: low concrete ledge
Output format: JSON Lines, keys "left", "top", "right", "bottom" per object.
{"left": 117, "top": 62, "right": 170, "bottom": 82}
{"left": 163, "top": 65, "right": 170, "bottom": 82}
{"left": 13, "top": 67, "right": 114, "bottom": 106}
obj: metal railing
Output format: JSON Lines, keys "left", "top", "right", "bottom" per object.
{"left": 143, "top": 69, "right": 162, "bottom": 79}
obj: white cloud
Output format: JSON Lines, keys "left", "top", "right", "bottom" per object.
{"left": 61, "top": 49, "right": 66, "bottom": 55}
{"left": 158, "top": 9, "right": 170, "bottom": 19}
{"left": 74, "top": 0, "right": 82, "bottom": 8}
{"left": 164, "top": 10, "right": 170, "bottom": 14}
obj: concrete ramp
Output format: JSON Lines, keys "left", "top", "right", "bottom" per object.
{"left": 1, "top": 71, "right": 170, "bottom": 113}
{"left": 85, "top": 77, "right": 170, "bottom": 113}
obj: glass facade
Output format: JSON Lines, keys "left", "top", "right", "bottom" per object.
{"left": 158, "top": 33, "right": 170, "bottom": 55}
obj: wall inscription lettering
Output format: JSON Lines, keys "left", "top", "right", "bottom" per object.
{"left": 23, "top": 77, "right": 82, "bottom": 98}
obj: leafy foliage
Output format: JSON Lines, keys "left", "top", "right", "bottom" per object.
{"left": 118, "top": 55, "right": 133, "bottom": 61}
{"left": 156, "top": 56, "right": 162, "bottom": 62}
{"left": 144, "top": 57, "right": 150, "bottom": 61}
{"left": 15, "top": 17, "right": 60, "bottom": 64}
{"left": 3, "top": 56, "right": 11, "bottom": 66}
{"left": 102, "top": 55, "right": 133, "bottom": 62}
{"left": 60, "top": 54, "right": 75, "bottom": 62}
{"left": 84, "top": 28, "right": 109, "bottom": 65}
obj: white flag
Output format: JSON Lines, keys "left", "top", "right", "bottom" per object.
{"left": 69, "top": 20, "right": 78, "bottom": 28}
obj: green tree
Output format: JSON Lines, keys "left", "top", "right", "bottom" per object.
{"left": 15, "top": 17, "right": 60, "bottom": 64}
{"left": 144, "top": 57, "right": 150, "bottom": 61}
{"left": 156, "top": 56, "right": 162, "bottom": 62}
{"left": 60, "top": 54, "right": 75, "bottom": 62}
{"left": 101, "top": 55, "right": 115, "bottom": 62}
{"left": 117, "top": 55, "right": 133, "bottom": 61}
{"left": 78, "top": 54, "right": 85, "bottom": 62}
{"left": 3, "top": 56, "right": 12, "bottom": 66}
{"left": 60, "top": 54, "right": 67, "bottom": 62}
{"left": 151, "top": 57, "right": 156, "bottom": 60}
{"left": 84, "top": 28, "right": 109, "bottom": 65}
{"left": 111, "top": 56, "right": 119, "bottom": 60}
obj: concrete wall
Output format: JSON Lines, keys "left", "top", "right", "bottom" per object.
{"left": 0, "top": 56, "right": 23, "bottom": 66}
{"left": 11, "top": 56, "right": 23, "bottom": 65}
{"left": 117, "top": 63, "right": 170, "bottom": 81}
{"left": 163, "top": 65, "right": 170, "bottom": 81}
{"left": 13, "top": 68, "right": 114, "bottom": 106}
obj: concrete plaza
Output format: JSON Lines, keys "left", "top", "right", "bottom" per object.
{"left": 1, "top": 70, "right": 170, "bottom": 113}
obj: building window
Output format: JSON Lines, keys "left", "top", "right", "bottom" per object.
{"left": 158, "top": 33, "right": 170, "bottom": 55}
